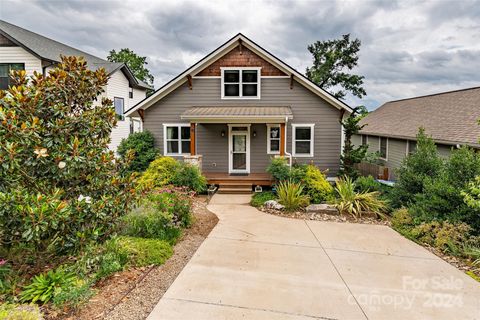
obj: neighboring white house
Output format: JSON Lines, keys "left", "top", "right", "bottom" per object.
{"left": 0, "top": 19, "right": 152, "bottom": 151}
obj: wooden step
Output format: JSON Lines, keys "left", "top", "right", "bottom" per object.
{"left": 217, "top": 187, "right": 253, "bottom": 194}
{"left": 219, "top": 182, "right": 252, "bottom": 189}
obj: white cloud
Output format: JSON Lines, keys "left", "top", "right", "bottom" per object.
{"left": 1, "top": 0, "right": 479, "bottom": 109}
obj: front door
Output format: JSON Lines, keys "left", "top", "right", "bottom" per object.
{"left": 228, "top": 125, "right": 250, "bottom": 174}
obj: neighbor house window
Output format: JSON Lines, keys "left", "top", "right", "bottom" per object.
{"left": 267, "top": 124, "right": 280, "bottom": 154}
{"left": 129, "top": 86, "right": 133, "bottom": 99}
{"left": 0, "top": 63, "right": 24, "bottom": 90}
{"left": 114, "top": 97, "right": 124, "bottom": 120}
{"left": 163, "top": 124, "right": 190, "bottom": 155}
{"left": 292, "top": 124, "right": 314, "bottom": 157}
{"left": 407, "top": 140, "right": 417, "bottom": 155}
{"left": 379, "top": 137, "right": 388, "bottom": 159}
{"left": 361, "top": 135, "right": 368, "bottom": 146}
{"left": 221, "top": 67, "right": 260, "bottom": 99}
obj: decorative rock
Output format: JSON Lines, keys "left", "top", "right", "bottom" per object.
{"left": 264, "top": 200, "right": 285, "bottom": 210}
{"left": 306, "top": 204, "right": 339, "bottom": 215}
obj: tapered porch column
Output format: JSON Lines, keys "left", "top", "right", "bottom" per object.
{"left": 190, "top": 123, "right": 196, "bottom": 155}
{"left": 280, "top": 123, "right": 286, "bottom": 156}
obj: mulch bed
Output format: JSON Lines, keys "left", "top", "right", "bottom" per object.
{"left": 51, "top": 196, "right": 218, "bottom": 320}
{"left": 260, "top": 206, "right": 391, "bottom": 226}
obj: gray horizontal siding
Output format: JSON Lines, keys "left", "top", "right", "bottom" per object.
{"left": 144, "top": 77, "right": 342, "bottom": 174}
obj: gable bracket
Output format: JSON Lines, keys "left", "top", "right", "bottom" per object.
{"left": 239, "top": 39, "right": 243, "bottom": 55}
{"left": 290, "top": 74, "right": 294, "bottom": 89}
{"left": 138, "top": 108, "right": 145, "bottom": 122}
{"left": 187, "top": 75, "right": 193, "bottom": 90}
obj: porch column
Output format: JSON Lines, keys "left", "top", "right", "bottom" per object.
{"left": 280, "top": 123, "right": 286, "bottom": 156}
{"left": 190, "top": 123, "right": 196, "bottom": 155}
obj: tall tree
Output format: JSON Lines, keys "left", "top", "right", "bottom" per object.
{"left": 107, "top": 48, "right": 154, "bottom": 87}
{"left": 306, "top": 34, "right": 366, "bottom": 100}
{"left": 338, "top": 106, "right": 368, "bottom": 179}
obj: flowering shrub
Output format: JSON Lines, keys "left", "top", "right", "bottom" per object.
{"left": 0, "top": 56, "right": 137, "bottom": 260}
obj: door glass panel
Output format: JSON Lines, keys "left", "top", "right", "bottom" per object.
{"left": 233, "top": 153, "right": 246, "bottom": 170}
{"left": 233, "top": 135, "right": 246, "bottom": 152}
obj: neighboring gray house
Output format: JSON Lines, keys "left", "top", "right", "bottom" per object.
{"left": 0, "top": 19, "right": 152, "bottom": 151}
{"left": 125, "top": 33, "right": 352, "bottom": 189}
{"left": 353, "top": 86, "right": 480, "bottom": 177}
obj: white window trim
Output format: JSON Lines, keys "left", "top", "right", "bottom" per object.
{"left": 379, "top": 137, "right": 388, "bottom": 161}
{"left": 292, "top": 124, "right": 315, "bottom": 157}
{"left": 163, "top": 123, "right": 191, "bottom": 156}
{"left": 267, "top": 124, "right": 281, "bottom": 154}
{"left": 221, "top": 67, "right": 261, "bottom": 100}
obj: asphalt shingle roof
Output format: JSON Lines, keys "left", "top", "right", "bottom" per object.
{"left": 359, "top": 87, "right": 480, "bottom": 147}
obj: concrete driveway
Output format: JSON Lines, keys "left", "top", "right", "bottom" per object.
{"left": 148, "top": 194, "right": 480, "bottom": 319}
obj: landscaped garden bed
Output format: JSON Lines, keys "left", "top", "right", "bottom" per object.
{"left": 0, "top": 58, "right": 215, "bottom": 319}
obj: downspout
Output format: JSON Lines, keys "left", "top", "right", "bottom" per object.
{"left": 285, "top": 116, "right": 292, "bottom": 168}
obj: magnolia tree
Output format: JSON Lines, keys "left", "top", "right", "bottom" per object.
{"left": 0, "top": 56, "right": 137, "bottom": 260}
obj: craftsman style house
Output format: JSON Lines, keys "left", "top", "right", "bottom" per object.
{"left": 0, "top": 20, "right": 152, "bottom": 151}
{"left": 353, "top": 87, "right": 480, "bottom": 179}
{"left": 125, "top": 34, "right": 352, "bottom": 185}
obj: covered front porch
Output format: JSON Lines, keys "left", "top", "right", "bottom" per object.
{"left": 182, "top": 106, "right": 292, "bottom": 187}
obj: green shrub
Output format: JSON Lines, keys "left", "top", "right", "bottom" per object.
{"left": 0, "top": 303, "right": 42, "bottom": 320}
{"left": 409, "top": 146, "right": 480, "bottom": 232}
{"left": 117, "top": 131, "right": 159, "bottom": 173}
{"left": 391, "top": 208, "right": 414, "bottom": 230}
{"left": 138, "top": 157, "right": 179, "bottom": 188}
{"left": 121, "top": 209, "right": 181, "bottom": 244}
{"left": 332, "top": 177, "right": 386, "bottom": 219}
{"left": 277, "top": 180, "right": 310, "bottom": 211}
{"left": 0, "top": 57, "right": 137, "bottom": 258}
{"left": 289, "top": 164, "right": 308, "bottom": 183}
{"left": 147, "top": 187, "right": 193, "bottom": 228}
{"left": 138, "top": 157, "right": 206, "bottom": 192}
{"left": 410, "top": 221, "right": 472, "bottom": 255}
{"left": 390, "top": 128, "right": 443, "bottom": 208}
{"left": 52, "top": 281, "right": 93, "bottom": 309}
{"left": 20, "top": 270, "right": 78, "bottom": 303}
{"left": 250, "top": 191, "right": 277, "bottom": 207}
{"left": 171, "top": 163, "right": 207, "bottom": 193}
{"left": 267, "top": 157, "right": 291, "bottom": 182}
{"left": 116, "top": 237, "right": 173, "bottom": 267}
{"left": 355, "top": 175, "right": 382, "bottom": 193}
{"left": 304, "top": 165, "right": 334, "bottom": 203}
{"left": 96, "top": 237, "right": 130, "bottom": 279}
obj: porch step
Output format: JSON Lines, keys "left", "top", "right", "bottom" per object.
{"left": 218, "top": 183, "right": 253, "bottom": 194}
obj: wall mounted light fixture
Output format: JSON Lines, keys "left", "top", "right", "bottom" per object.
{"left": 253, "top": 130, "right": 257, "bottom": 137}
{"left": 221, "top": 130, "right": 225, "bottom": 137}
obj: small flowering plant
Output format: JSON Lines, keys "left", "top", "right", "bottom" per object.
{"left": 147, "top": 186, "right": 194, "bottom": 227}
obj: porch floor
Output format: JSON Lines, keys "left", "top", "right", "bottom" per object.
{"left": 204, "top": 172, "right": 274, "bottom": 186}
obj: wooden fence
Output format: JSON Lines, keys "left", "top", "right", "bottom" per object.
{"left": 354, "top": 162, "right": 390, "bottom": 180}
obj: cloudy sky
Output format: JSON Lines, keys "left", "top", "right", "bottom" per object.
{"left": 1, "top": 0, "right": 480, "bottom": 109}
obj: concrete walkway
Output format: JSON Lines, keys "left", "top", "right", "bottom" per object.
{"left": 148, "top": 194, "right": 480, "bottom": 319}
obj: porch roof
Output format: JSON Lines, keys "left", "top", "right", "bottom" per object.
{"left": 180, "top": 106, "right": 293, "bottom": 123}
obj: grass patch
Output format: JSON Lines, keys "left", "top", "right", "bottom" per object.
{"left": 250, "top": 191, "right": 276, "bottom": 207}
{"left": 117, "top": 236, "right": 173, "bottom": 267}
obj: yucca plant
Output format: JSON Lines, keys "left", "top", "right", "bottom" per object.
{"left": 332, "top": 177, "right": 386, "bottom": 219}
{"left": 277, "top": 180, "right": 310, "bottom": 211}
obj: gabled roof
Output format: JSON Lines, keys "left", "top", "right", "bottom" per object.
{"left": 0, "top": 19, "right": 152, "bottom": 90}
{"left": 360, "top": 86, "right": 480, "bottom": 147}
{"left": 125, "top": 33, "right": 352, "bottom": 116}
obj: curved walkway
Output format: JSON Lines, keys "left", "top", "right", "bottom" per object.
{"left": 148, "top": 194, "right": 480, "bottom": 319}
